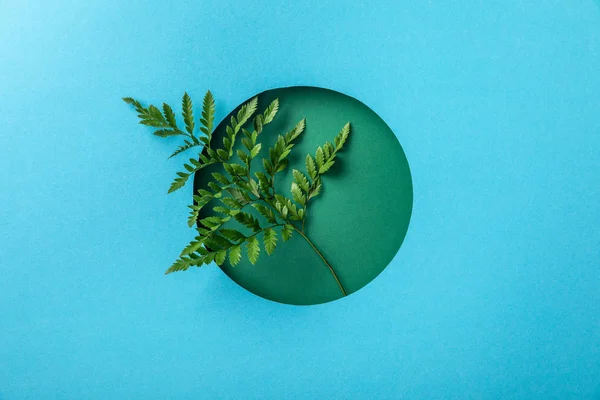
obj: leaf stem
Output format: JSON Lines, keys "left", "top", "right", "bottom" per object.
{"left": 242, "top": 223, "right": 282, "bottom": 241}
{"left": 291, "top": 226, "right": 347, "bottom": 297}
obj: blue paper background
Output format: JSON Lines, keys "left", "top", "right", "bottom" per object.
{"left": 1, "top": 1, "right": 599, "bottom": 399}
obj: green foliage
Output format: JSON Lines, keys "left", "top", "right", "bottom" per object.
{"left": 182, "top": 92, "right": 195, "bottom": 136}
{"left": 246, "top": 236, "right": 260, "bottom": 265}
{"left": 123, "top": 91, "right": 351, "bottom": 277}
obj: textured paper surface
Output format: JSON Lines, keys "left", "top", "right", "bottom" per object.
{"left": 194, "top": 86, "right": 413, "bottom": 305}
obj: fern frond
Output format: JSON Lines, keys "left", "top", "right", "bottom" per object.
{"left": 305, "top": 155, "right": 317, "bottom": 180}
{"left": 291, "top": 183, "right": 306, "bottom": 206}
{"left": 152, "top": 129, "right": 179, "bottom": 138}
{"left": 168, "top": 172, "right": 191, "bottom": 193}
{"left": 235, "top": 96, "right": 258, "bottom": 129}
{"left": 262, "top": 98, "right": 279, "bottom": 124}
{"left": 263, "top": 118, "right": 306, "bottom": 181}
{"left": 292, "top": 170, "right": 310, "bottom": 192}
{"left": 123, "top": 97, "right": 175, "bottom": 131}
{"left": 162, "top": 103, "right": 178, "bottom": 128}
{"left": 220, "top": 228, "right": 246, "bottom": 242}
{"left": 125, "top": 92, "right": 352, "bottom": 287}
{"left": 214, "top": 250, "right": 227, "bottom": 266}
{"left": 165, "top": 252, "right": 208, "bottom": 274}
{"left": 284, "top": 118, "right": 305, "bottom": 143}
{"left": 200, "top": 90, "right": 215, "bottom": 140}
{"left": 334, "top": 122, "right": 350, "bottom": 150}
{"left": 281, "top": 224, "right": 293, "bottom": 242}
{"left": 246, "top": 236, "right": 260, "bottom": 265}
{"left": 229, "top": 244, "right": 242, "bottom": 266}
{"left": 180, "top": 237, "right": 205, "bottom": 256}
{"left": 169, "top": 139, "right": 200, "bottom": 159}
{"left": 182, "top": 92, "right": 195, "bottom": 137}
{"left": 234, "top": 212, "right": 261, "bottom": 232}
{"left": 251, "top": 203, "right": 277, "bottom": 224}
{"left": 263, "top": 228, "right": 277, "bottom": 255}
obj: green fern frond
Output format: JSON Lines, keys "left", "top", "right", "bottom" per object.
{"left": 162, "top": 103, "right": 178, "bottom": 128}
{"left": 292, "top": 170, "right": 310, "bottom": 192}
{"left": 281, "top": 224, "right": 293, "bottom": 242}
{"left": 246, "top": 236, "right": 260, "bottom": 265}
{"left": 236, "top": 97, "right": 258, "bottom": 129}
{"left": 182, "top": 92, "right": 195, "bottom": 137}
{"left": 125, "top": 92, "right": 352, "bottom": 296}
{"left": 263, "top": 228, "right": 277, "bottom": 255}
{"left": 200, "top": 90, "right": 215, "bottom": 140}
{"left": 229, "top": 244, "right": 242, "bottom": 266}
{"left": 262, "top": 98, "right": 279, "bottom": 124}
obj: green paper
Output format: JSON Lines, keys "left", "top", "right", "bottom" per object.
{"left": 194, "top": 86, "right": 413, "bottom": 305}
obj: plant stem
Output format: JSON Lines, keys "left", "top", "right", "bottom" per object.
{"left": 292, "top": 226, "right": 347, "bottom": 297}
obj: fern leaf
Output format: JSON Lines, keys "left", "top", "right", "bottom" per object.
{"left": 165, "top": 253, "right": 205, "bottom": 274}
{"left": 162, "top": 103, "right": 178, "bottom": 128}
{"left": 236, "top": 97, "right": 258, "bottom": 129}
{"left": 242, "top": 137, "right": 253, "bottom": 151}
{"left": 168, "top": 173, "right": 190, "bottom": 193}
{"left": 211, "top": 172, "right": 230, "bottom": 185}
{"left": 318, "top": 159, "right": 335, "bottom": 174}
{"left": 200, "top": 90, "right": 215, "bottom": 138}
{"left": 182, "top": 92, "right": 195, "bottom": 136}
{"left": 226, "top": 187, "right": 251, "bottom": 203}
{"left": 165, "top": 258, "right": 190, "bottom": 274}
{"left": 305, "top": 155, "right": 317, "bottom": 180}
{"left": 262, "top": 98, "right": 279, "bottom": 124}
{"left": 199, "top": 216, "right": 223, "bottom": 229}
{"left": 220, "top": 228, "right": 246, "bottom": 242}
{"left": 220, "top": 197, "right": 243, "bottom": 209}
{"left": 217, "top": 148, "right": 229, "bottom": 161}
{"left": 263, "top": 228, "right": 277, "bottom": 255}
{"left": 143, "top": 105, "right": 169, "bottom": 127}
{"left": 202, "top": 252, "right": 215, "bottom": 265}
{"left": 308, "top": 178, "right": 322, "bottom": 200}
{"left": 334, "top": 122, "right": 350, "bottom": 150}
{"left": 315, "top": 147, "right": 324, "bottom": 169}
{"left": 237, "top": 149, "right": 249, "bottom": 164}
{"left": 203, "top": 234, "right": 233, "bottom": 251}
{"left": 188, "top": 193, "right": 214, "bottom": 227}
{"left": 246, "top": 236, "right": 260, "bottom": 265}
{"left": 292, "top": 170, "right": 310, "bottom": 192}
{"left": 254, "top": 114, "right": 264, "bottom": 134}
{"left": 262, "top": 158, "right": 273, "bottom": 176}
{"left": 251, "top": 203, "right": 277, "bottom": 224}
{"left": 153, "top": 129, "right": 179, "bottom": 138}
{"left": 169, "top": 139, "right": 200, "bottom": 159}
{"left": 212, "top": 206, "right": 231, "bottom": 215}
{"left": 234, "top": 212, "right": 261, "bottom": 232}
{"left": 255, "top": 172, "right": 271, "bottom": 193}
{"left": 250, "top": 144, "right": 262, "bottom": 158}
{"left": 187, "top": 205, "right": 202, "bottom": 227}
{"left": 123, "top": 97, "right": 143, "bottom": 110}
{"left": 215, "top": 250, "right": 227, "bottom": 266}
{"left": 281, "top": 224, "right": 293, "bottom": 242}
{"left": 284, "top": 118, "right": 306, "bottom": 143}
{"left": 322, "top": 141, "right": 333, "bottom": 159}
{"left": 291, "top": 182, "right": 306, "bottom": 206}
{"left": 124, "top": 98, "right": 173, "bottom": 129}
{"left": 229, "top": 244, "right": 242, "bottom": 266}
{"left": 181, "top": 238, "right": 205, "bottom": 256}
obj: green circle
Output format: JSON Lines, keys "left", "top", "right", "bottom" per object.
{"left": 194, "top": 86, "right": 412, "bottom": 305}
